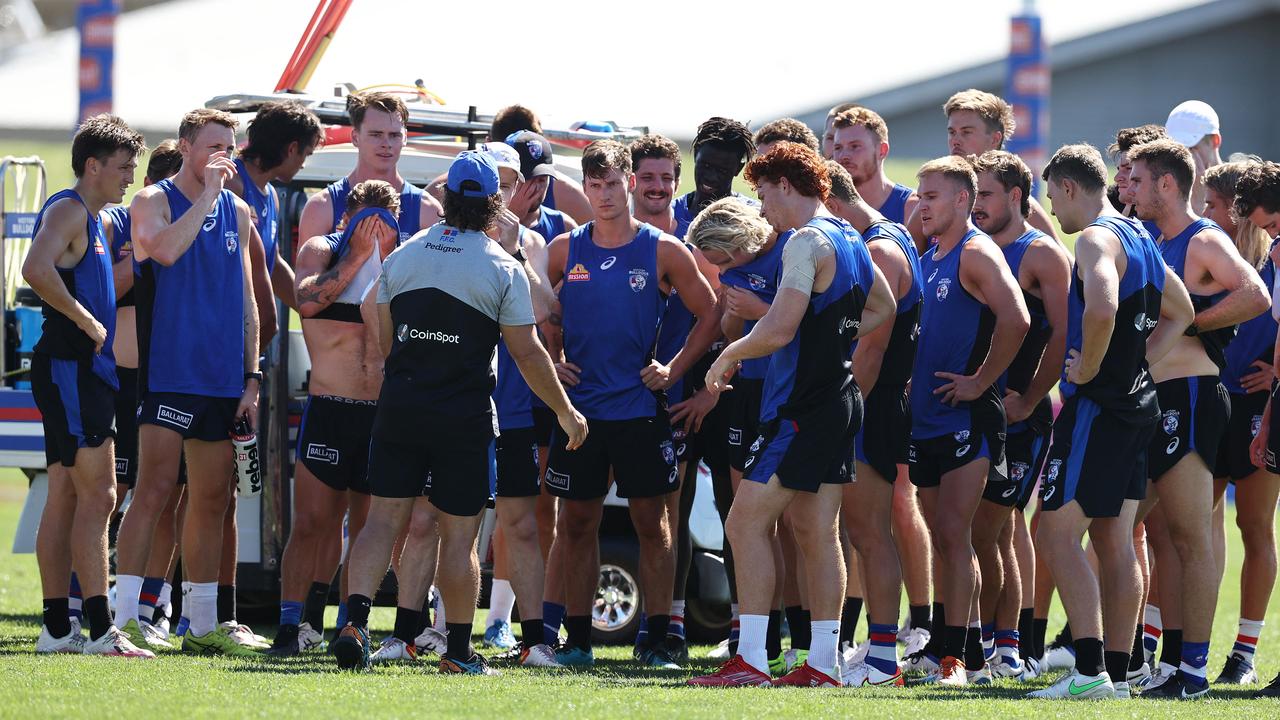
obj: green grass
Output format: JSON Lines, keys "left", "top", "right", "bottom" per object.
{"left": 0, "top": 470, "right": 1276, "bottom": 717}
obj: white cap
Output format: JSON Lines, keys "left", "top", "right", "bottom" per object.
{"left": 478, "top": 142, "right": 524, "bottom": 181}
{"left": 1165, "top": 100, "right": 1219, "bottom": 148}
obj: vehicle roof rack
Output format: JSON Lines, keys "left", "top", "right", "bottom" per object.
{"left": 206, "top": 91, "right": 647, "bottom": 149}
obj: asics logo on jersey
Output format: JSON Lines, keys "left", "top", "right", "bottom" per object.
{"left": 1042, "top": 484, "right": 1057, "bottom": 502}
{"left": 955, "top": 444, "right": 971, "bottom": 457}
{"left": 600, "top": 256, "right": 617, "bottom": 270}
{"left": 156, "top": 405, "right": 193, "bottom": 430}
{"left": 396, "top": 325, "right": 459, "bottom": 344}
{"left": 668, "top": 468, "right": 678, "bottom": 484}
{"left": 928, "top": 268, "right": 938, "bottom": 282}
{"left": 1002, "top": 484, "right": 1018, "bottom": 498}
{"left": 1166, "top": 437, "right": 1180, "bottom": 454}
{"left": 306, "top": 444, "right": 340, "bottom": 465}
{"left": 202, "top": 216, "right": 217, "bottom": 233}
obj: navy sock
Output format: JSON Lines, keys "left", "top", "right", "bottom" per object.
{"left": 279, "top": 600, "right": 303, "bottom": 628}
{"left": 543, "top": 602, "right": 566, "bottom": 646}
{"left": 910, "top": 604, "right": 932, "bottom": 633}
{"left": 564, "top": 615, "right": 592, "bottom": 652}
{"left": 1017, "top": 608, "right": 1034, "bottom": 658}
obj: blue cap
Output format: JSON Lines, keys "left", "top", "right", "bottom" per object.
{"left": 447, "top": 150, "right": 500, "bottom": 198}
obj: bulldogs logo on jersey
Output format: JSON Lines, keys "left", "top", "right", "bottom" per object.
{"left": 936, "top": 277, "right": 951, "bottom": 301}
{"left": 748, "top": 274, "right": 767, "bottom": 291}
{"left": 1252, "top": 415, "right": 1263, "bottom": 438}
{"left": 1162, "top": 409, "right": 1180, "bottom": 435}
{"left": 629, "top": 268, "right": 649, "bottom": 292}
{"left": 660, "top": 440, "right": 676, "bottom": 466}
{"left": 225, "top": 230, "right": 239, "bottom": 255}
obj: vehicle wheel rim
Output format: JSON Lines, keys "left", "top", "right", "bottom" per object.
{"left": 593, "top": 563, "right": 639, "bottom": 632}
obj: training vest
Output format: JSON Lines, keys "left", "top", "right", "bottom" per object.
{"left": 31, "top": 189, "right": 118, "bottom": 388}
{"left": 861, "top": 220, "right": 922, "bottom": 387}
{"left": 493, "top": 228, "right": 536, "bottom": 430}
{"left": 102, "top": 205, "right": 134, "bottom": 308}
{"left": 325, "top": 176, "right": 424, "bottom": 243}
{"left": 234, "top": 158, "right": 279, "bottom": 273}
{"left": 1059, "top": 215, "right": 1165, "bottom": 422}
{"left": 1001, "top": 228, "right": 1054, "bottom": 433}
{"left": 721, "top": 230, "right": 790, "bottom": 381}
{"left": 559, "top": 222, "right": 666, "bottom": 420}
{"left": 911, "top": 228, "right": 1001, "bottom": 438}
{"left": 760, "top": 216, "right": 875, "bottom": 422}
{"left": 878, "top": 184, "right": 914, "bottom": 225}
{"left": 1158, "top": 217, "right": 1235, "bottom": 370}
{"left": 1222, "top": 253, "right": 1278, "bottom": 395}
{"left": 135, "top": 180, "right": 245, "bottom": 398}
{"left": 311, "top": 207, "right": 400, "bottom": 323}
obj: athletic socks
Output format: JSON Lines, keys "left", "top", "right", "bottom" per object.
{"left": 305, "top": 581, "right": 329, "bottom": 630}
{"left": 635, "top": 613, "right": 648, "bottom": 647}
{"left": 521, "top": 619, "right": 543, "bottom": 647}
{"left": 68, "top": 573, "right": 82, "bottom": 622}
{"left": 335, "top": 602, "right": 348, "bottom": 634}
{"left": 1143, "top": 605, "right": 1162, "bottom": 660}
{"left": 279, "top": 600, "right": 304, "bottom": 628}
{"left": 1073, "top": 637, "right": 1104, "bottom": 676}
{"left": 564, "top": 615, "right": 592, "bottom": 652}
{"left": 943, "top": 625, "right": 967, "bottom": 659}
{"left": 738, "top": 614, "right": 770, "bottom": 674}
{"left": 669, "top": 600, "right": 686, "bottom": 639}
{"left": 1129, "top": 625, "right": 1147, "bottom": 671}
{"left": 867, "top": 623, "right": 899, "bottom": 675}
{"left": 1160, "top": 628, "right": 1183, "bottom": 670}
{"left": 964, "top": 623, "right": 985, "bottom": 669}
{"left": 42, "top": 597, "right": 70, "bottom": 638}
{"left": 139, "top": 577, "right": 164, "bottom": 622}
{"left": 1104, "top": 650, "right": 1130, "bottom": 685}
{"left": 157, "top": 582, "right": 173, "bottom": 623}
{"left": 543, "top": 601, "right": 566, "bottom": 646}
{"left": 924, "top": 603, "right": 947, "bottom": 657}
{"left": 184, "top": 581, "right": 219, "bottom": 637}
{"left": 645, "top": 614, "right": 670, "bottom": 647}
{"left": 417, "top": 592, "right": 434, "bottom": 636}
{"left": 785, "top": 606, "right": 811, "bottom": 650}
{"left": 1017, "top": 608, "right": 1034, "bottom": 658}
{"left": 995, "top": 629, "right": 1020, "bottom": 663}
{"left": 840, "top": 597, "right": 863, "bottom": 647}
{"left": 345, "top": 594, "right": 372, "bottom": 630}
{"left": 910, "top": 604, "right": 932, "bottom": 633}
{"left": 445, "top": 622, "right": 473, "bottom": 659}
{"left": 84, "top": 595, "right": 111, "bottom": 641}
{"left": 728, "top": 603, "right": 740, "bottom": 654}
{"left": 1032, "top": 617, "right": 1048, "bottom": 659}
{"left": 113, "top": 574, "right": 143, "bottom": 629}
{"left": 981, "top": 622, "right": 995, "bottom": 661}
{"left": 393, "top": 606, "right": 420, "bottom": 645}
{"left": 217, "top": 585, "right": 236, "bottom": 624}
{"left": 1234, "top": 619, "right": 1264, "bottom": 665}
{"left": 1180, "top": 640, "right": 1210, "bottom": 686}
{"left": 766, "top": 609, "right": 782, "bottom": 659}
{"left": 485, "top": 579, "right": 515, "bottom": 629}
{"left": 809, "top": 620, "right": 840, "bottom": 676}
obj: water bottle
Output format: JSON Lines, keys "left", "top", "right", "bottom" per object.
{"left": 231, "top": 417, "right": 261, "bottom": 496}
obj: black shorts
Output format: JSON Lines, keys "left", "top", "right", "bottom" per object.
{"left": 532, "top": 404, "right": 556, "bottom": 448}
{"left": 545, "top": 414, "right": 679, "bottom": 500}
{"left": 138, "top": 391, "right": 238, "bottom": 442}
{"left": 1148, "top": 376, "right": 1230, "bottom": 480}
{"left": 1268, "top": 382, "right": 1280, "bottom": 474}
{"left": 1000, "top": 425, "right": 1051, "bottom": 510}
{"left": 1041, "top": 394, "right": 1155, "bottom": 518}
{"left": 726, "top": 378, "right": 764, "bottom": 472}
{"left": 855, "top": 384, "right": 910, "bottom": 483}
{"left": 744, "top": 387, "right": 861, "bottom": 493}
{"left": 1214, "top": 391, "right": 1267, "bottom": 481}
{"left": 909, "top": 397, "right": 1006, "bottom": 489}
{"left": 367, "top": 413, "right": 496, "bottom": 516}
{"left": 297, "top": 395, "right": 376, "bottom": 494}
{"left": 496, "top": 426, "right": 540, "bottom": 498}
{"left": 31, "top": 353, "right": 115, "bottom": 468}
{"left": 114, "top": 366, "right": 139, "bottom": 486}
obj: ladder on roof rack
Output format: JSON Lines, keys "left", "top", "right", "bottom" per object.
{"left": 206, "top": 92, "right": 647, "bottom": 150}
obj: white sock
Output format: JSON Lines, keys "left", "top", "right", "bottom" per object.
{"left": 433, "top": 589, "right": 447, "bottom": 632}
{"left": 738, "top": 614, "right": 770, "bottom": 674}
{"left": 1236, "top": 618, "right": 1264, "bottom": 663}
{"left": 1144, "top": 604, "right": 1162, "bottom": 632}
{"left": 185, "top": 581, "right": 219, "bottom": 637}
{"left": 671, "top": 599, "right": 686, "bottom": 619}
{"left": 809, "top": 620, "right": 840, "bottom": 676}
{"left": 158, "top": 583, "right": 173, "bottom": 619}
{"left": 486, "top": 579, "right": 516, "bottom": 627}
{"left": 113, "top": 574, "right": 143, "bottom": 628}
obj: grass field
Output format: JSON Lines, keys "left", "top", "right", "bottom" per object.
{"left": 0, "top": 468, "right": 1276, "bottom": 718}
